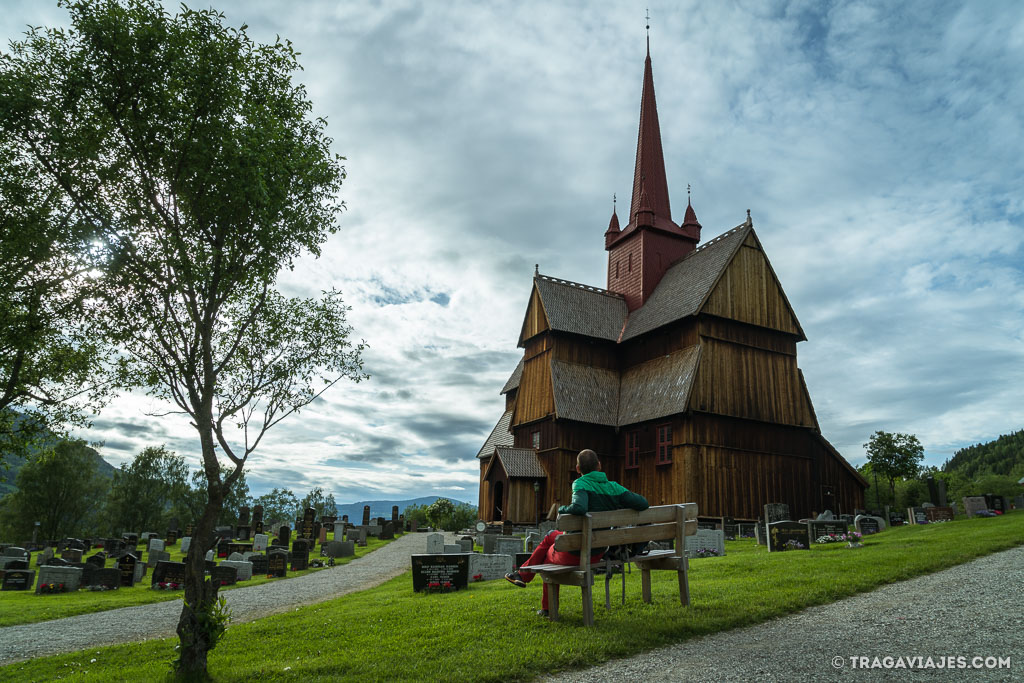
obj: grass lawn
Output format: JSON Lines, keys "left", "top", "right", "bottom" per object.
{"left": 0, "top": 535, "right": 395, "bottom": 628}
{"left": 4, "top": 513, "right": 1022, "bottom": 682}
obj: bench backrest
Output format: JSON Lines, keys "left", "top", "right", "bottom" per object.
{"left": 552, "top": 503, "right": 698, "bottom": 565}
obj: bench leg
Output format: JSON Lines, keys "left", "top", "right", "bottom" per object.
{"left": 548, "top": 582, "right": 560, "bottom": 622}
{"left": 641, "top": 567, "right": 652, "bottom": 604}
{"left": 679, "top": 564, "right": 690, "bottom": 606}
{"left": 604, "top": 567, "right": 611, "bottom": 610}
{"left": 581, "top": 582, "right": 594, "bottom": 627}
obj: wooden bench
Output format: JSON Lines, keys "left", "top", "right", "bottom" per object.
{"left": 520, "top": 503, "right": 698, "bottom": 626}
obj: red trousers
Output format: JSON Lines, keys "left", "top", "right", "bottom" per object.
{"left": 517, "top": 530, "right": 603, "bottom": 610}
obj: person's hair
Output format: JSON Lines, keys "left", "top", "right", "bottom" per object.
{"left": 577, "top": 449, "right": 600, "bottom": 474}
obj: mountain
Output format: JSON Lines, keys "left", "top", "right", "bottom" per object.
{"left": 0, "top": 443, "right": 116, "bottom": 497}
{"left": 943, "top": 429, "right": 1024, "bottom": 479}
{"left": 332, "top": 496, "right": 473, "bottom": 522}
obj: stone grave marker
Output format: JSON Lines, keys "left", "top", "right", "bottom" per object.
{"left": 352, "top": 527, "right": 367, "bottom": 547}
{"left": 685, "top": 529, "right": 725, "bottom": 557}
{"left": 165, "top": 530, "right": 178, "bottom": 546}
{"left": 253, "top": 534, "right": 269, "bottom": 553}
{"left": 323, "top": 540, "right": 354, "bottom": 558}
{"left": 962, "top": 496, "right": 988, "bottom": 518}
{"left": 91, "top": 568, "right": 120, "bottom": 589}
{"left": 524, "top": 532, "right": 540, "bottom": 552}
{"left": 409, "top": 520, "right": 419, "bottom": 533}
{"left": 854, "top": 515, "right": 885, "bottom": 535}
{"left": 457, "top": 538, "right": 473, "bottom": 553}
{"left": 147, "top": 550, "right": 170, "bottom": 568}
{"left": 985, "top": 494, "right": 1007, "bottom": 514}
{"left": 380, "top": 522, "right": 395, "bottom": 540}
{"left": 249, "top": 553, "right": 269, "bottom": 575}
{"left": 300, "top": 508, "right": 316, "bottom": 541}
{"left": 321, "top": 515, "right": 336, "bottom": 532}
{"left": 216, "top": 540, "right": 229, "bottom": 558}
{"left": 252, "top": 505, "right": 264, "bottom": 535}
{"left": 362, "top": 505, "right": 371, "bottom": 526}
{"left": 767, "top": 521, "right": 810, "bottom": 552}
{"left": 180, "top": 537, "right": 192, "bottom": 554}
{"left": 444, "top": 544, "right": 462, "bottom": 553}
{"left": 764, "top": 503, "right": 791, "bottom": 524}
{"left": 43, "top": 556, "right": 69, "bottom": 567}
{"left": 696, "top": 517, "right": 720, "bottom": 531}
{"left": 364, "top": 524, "right": 382, "bottom": 538}
{"left": 925, "top": 506, "right": 955, "bottom": 522}
{"left": 219, "top": 560, "right": 253, "bottom": 581}
{"left": 754, "top": 520, "right": 766, "bottom": 545}
{"left": 495, "top": 536, "right": 523, "bottom": 555}
{"left": 514, "top": 552, "right": 532, "bottom": 570}
{"left": 37, "top": 547, "right": 55, "bottom": 566}
{"left": 468, "top": 553, "right": 513, "bottom": 580}
{"left": 816, "top": 510, "right": 835, "bottom": 520}
{"left": 227, "top": 552, "right": 245, "bottom": 562}
{"left": 738, "top": 523, "right": 757, "bottom": 538}
{"left": 60, "top": 548, "right": 83, "bottom": 563}
{"left": 1, "top": 569, "right": 35, "bottom": 591}
{"left": 291, "top": 539, "right": 310, "bottom": 571}
{"left": 86, "top": 552, "right": 106, "bottom": 567}
{"left": 211, "top": 565, "right": 238, "bottom": 587}
{"left": 482, "top": 534, "right": 498, "bottom": 555}
{"left": 228, "top": 542, "right": 252, "bottom": 556}
{"left": 118, "top": 553, "right": 138, "bottom": 587}
{"left": 267, "top": 550, "right": 287, "bottom": 577}
{"left": 411, "top": 554, "right": 469, "bottom": 592}
{"left": 277, "top": 525, "right": 291, "bottom": 545}
{"left": 4, "top": 559, "right": 29, "bottom": 570}
{"left": 149, "top": 538, "right": 165, "bottom": 553}
{"left": 183, "top": 523, "right": 195, "bottom": 538}
{"left": 807, "top": 520, "right": 850, "bottom": 541}
{"left": 426, "top": 533, "right": 445, "bottom": 554}
{"left": 318, "top": 526, "right": 328, "bottom": 545}
{"left": 907, "top": 507, "right": 929, "bottom": 525}
{"left": 152, "top": 560, "right": 187, "bottom": 586}
{"left": 392, "top": 505, "right": 400, "bottom": 523}
{"left": 205, "top": 550, "right": 215, "bottom": 561}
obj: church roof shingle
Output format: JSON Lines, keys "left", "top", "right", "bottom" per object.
{"left": 533, "top": 276, "right": 627, "bottom": 343}
{"left": 551, "top": 359, "right": 620, "bottom": 426}
{"left": 476, "top": 409, "right": 514, "bottom": 459}
{"left": 500, "top": 358, "right": 523, "bottom": 395}
{"left": 494, "top": 446, "right": 547, "bottom": 478}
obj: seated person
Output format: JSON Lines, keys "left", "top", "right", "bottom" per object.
{"left": 504, "top": 448, "right": 648, "bottom": 616}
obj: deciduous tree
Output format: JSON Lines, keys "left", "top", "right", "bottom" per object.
{"left": 105, "top": 445, "right": 189, "bottom": 534}
{"left": 1, "top": 1, "right": 365, "bottom": 673}
{"left": 863, "top": 431, "right": 925, "bottom": 504}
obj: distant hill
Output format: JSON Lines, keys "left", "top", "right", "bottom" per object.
{"left": 332, "top": 496, "right": 473, "bottom": 522}
{"left": 0, "top": 443, "right": 116, "bottom": 497}
{"left": 943, "top": 429, "right": 1024, "bottom": 479}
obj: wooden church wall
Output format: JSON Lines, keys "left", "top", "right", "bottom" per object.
{"left": 702, "top": 237, "right": 801, "bottom": 336}
{"left": 621, "top": 319, "right": 699, "bottom": 369}
{"left": 692, "top": 337, "right": 816, "bottom": 428}
{"left": 520, "top": 288, "right": 550, "bottom": 342}
{"left": 514, "top": 347, "right": 554, "bottom": 425}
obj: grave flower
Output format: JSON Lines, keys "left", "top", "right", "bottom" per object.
{"left": 783, "top": 539, "right": 805, "bottom": 550}
{"left": 472, "top": 573, "right": 483, "bottom": 581}
{"left": 695, "top": 547, "right": 720, "bottom": 557}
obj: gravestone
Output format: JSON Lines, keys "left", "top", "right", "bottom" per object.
{"left": 211, "top": 565, "right": 238, "bottom": 587}
{"left": 380, "top": 522, "right": 395, "bottom": 540}
{"left": 525, "top": 532, "right": 540, "bottom": 552}
{"left": 723, "top": 523, "right": 739, "bottom": 540}
{"left": 252, "top": 505, "right": 264, "bottom": 535}
{"left": 249, "top": 554, "right": 269, "bottom": 575}
{"left": 147, "top": 550, "right": 170, "bottom": 568}
{"left": 227, "top": 542, "right": 252, "bottom": 556}
{"left": 277, "top": 525, "right": 291, "bottom": 545}
{"left": 219, "top": 560, "right": 253, "bottom": 581}
{"left": 738, "top": 523, "right": 757, "bottom": 538}
{"left": 91, "top": 568, "right": 120, "bottom": 589}
{"left": 43, "top": 556, "right": 69, "bottom": 567}
{"left": 696, "top": 517, "right": 720, "bottom": 531}
{"left": 36, "top": 547, "right": 55, "bottom": 566}
{"left": 86, "top": 552, "right": 106, "bottom": 567}
{"left": 807, "top": 520, "right": 850, "bottom": 540}
{"left": 217, "top": 540, "right": 229, "bottom": 558}
{"left": 323, "top": 540, "right": 354, "bottom": 558}
{"left": 1, "top": 569, "right": 35, "bottom": 591}
{"left": 907, "top": 507, "right": 929, "bottom": 525}
{"left": 300, "top": 508, "right": 316, "bottom": 541}
{"left": 854, "top": 515, "right": 885, "bottom": 535}
{"left": 79, "top": 562, "right": 98, "bottom": 586}
{"left": 482, "top": 534, "right": 498, "bottom": 555}
{"left": 236, "top": 525, "right": 251, "bottom": 541}
{"left": 409, "top": 520, "right": 419, "bottom": 533}
{"left": 764, "top": 503, "right": 791, "bottom": 524}
{"left": 4, "top": 559, "right": 29, "bottom": 570}
{"left": 35, "top": 565, "right": 82, "bottom": 593}
{"left": 267, "top": 550, "right": 287, "bottom": 577}
{"left": 180, "top": 537, "right": 192, "bottom": 554}
{"left": 183, "top": 523, "right": 195, "bottom": 538}
{"left": 228, "top": 552, "right": 245, "bottom": 562}
{"left": 60, "top": 548, "right": 83, "bottom": 563}
{"left": 468, "top": 552, "right": 513, "bottom": 580}
{"left": 426, "top": 533, "right": 445, "bottom": 554}
{"left": 985, "top": 494, "right": 1007, "bottom": 514}
{"left": 754, "top": 520, "right": 766, "bottom": 546}
{"left": 364, "top": 524, "right": 382, "bottom": 538}
{"left": 318, "top": 527, "right": 328, "bottom": 545}
{"left": 362, "top": 505, "right": 371, "bottom": 526}
{"left": 1015, "top": 495, "right": 1024, "bottom": 510}
{"left": 118, "top": 554, "right": 139, "bottom": 587}
{"left": 205, "top": 550, "right": 215, "bottom": 562}
{"left": 685, "top": 529, "right": 725, "bottom": 557}
{"left": 165, "top": 530, "right": 178, "bottom": 546}
{"left": 457, "top": 538, "right": 474, "bottom": 553}
{"left": 253, "top": 534, "right": 269, "bottom": 553}
{"left": 351, "top": 527, "right": 367, "bottom": 547}
{"left": 767, "top": 521, "right": 810, "bottom": 552}
{"left": 148, "top": 538, "right": 165, "bottom": 553}
{"left": 444, "top": 544, "right": 462, "bottom": 553}
{"left": 411, "top": 554, "right": 469, "bottom": 592}
{"left": 397, "top": 514, "right": 405, "bottom": 535}
{"left": 151, "top": 560, "right": 187, "bottom": 586}
{"left": 962, "top": 497, "right": 988, "bottom": 519}
{"left": 321, "top": 515, "right": 336, "bottom": 532}
{"left": 291, "top": 539, "right": 310, "bottom": 571}
{"left": 925, "top": 506, "right": 955, "bottom": 522}
{"left": 816, "top": 510, "right": 835, "bottom": 521}
{"left": 392, "top": 505, "right": 400, "bottom": 523}
{"left": 494, "top": 536, "right": 523, "bottom": 555}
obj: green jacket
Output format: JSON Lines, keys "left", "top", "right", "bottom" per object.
{"left": 558, "top": 471, "right": 648, "bottom": 516}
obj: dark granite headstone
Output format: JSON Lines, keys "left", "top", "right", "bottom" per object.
{"left": 321, "top": 515, "right": 336, "bottom": 532}
{"left": 411, "top": 554, "right": 469, "bottom": 592}
{"left": 300, "top": 508, "right": 315, "bottom": 541}
{"left": 118, "top": 554, "right": 138, "bottom": 587}
{"left": 362, "top": 505, "right": 371, "bottom": 526}
{"left": 764, "top": 503, "right": 791, "bottom": 524}
{"left": 291, "top": 539, "right": 310, "bottom": 571}
{"left": 925, "top": 506, "right": 954, "bottom": 522}
{"left": 86, "top": 552, "right": 106, "bottom": 567}
{"left": 380, "top": 522, "right": 395, "bottom": 540}
{"left": 514, "top": 552, "right": 532, "bottom": 570}
{"left": 2, "top": 569, "right": 35, "bottom": 591}
{"left": 277, "top": 525, "right": 291, "bottom": 545}
{"left": 44, "top": 556, "right": 70, "bottom": 567}
{"left": 152, "top": 560, "right": 187, "bottom": 586}
{"left": 165, "top": 530, "right": 178, "bottom": 545}
{"left": 210, "top": 565, "right": 237, "bottom": 587}
{"left": 217, "top": 540, "right": 229, "bottom": 558}
{"left": 767, "top": 521, "right": 810, "bottom": 552}
{"left": 92, "top": 568, "right": 120, "bottom": 589}
{"left": 856, "top": 516, "right": 882, "bottom": 535}
{"left": 249, "top": 553, "right": 269, "bottom": 575}
{"left": 268, "top": 550, "right": 287, "bottom": 577}
{"left": 392, "top": 505, "right": 399, "bottom": 522}
{"left": 807, "top": 520, "right": 850, "bottom": 540}
{"left": 61, "top": 548, "right": 83, "bottom": 563}
{"left": 183, "top": 523, "right": 195, "bottom": 538}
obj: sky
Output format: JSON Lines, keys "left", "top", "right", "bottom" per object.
{"left": 3, "top": 0, "right": 1023, "bottom": 503}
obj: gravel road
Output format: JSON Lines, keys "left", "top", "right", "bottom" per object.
{"left": 0, "top": 531, "right": 430, "bottom": 665}
{"left": 538, "top": 544, "right": 1024, "bottom": 682}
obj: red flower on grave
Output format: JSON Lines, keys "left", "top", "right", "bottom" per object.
{"left": 443, "top": 581, "right": 451, "bottom": 588}
{"left": 472, "top": 574, "right": 482, "bottom": 581}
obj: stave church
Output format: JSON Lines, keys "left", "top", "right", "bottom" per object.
{"left": 476, "top": 42, "right": 866, "bottom": 524}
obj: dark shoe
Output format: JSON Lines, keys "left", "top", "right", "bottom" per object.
{"left": 504, "top": 571, "right": 526, "bottom": 588}
{"left": 536, "top": 609, "right": 549, "bottom": 617}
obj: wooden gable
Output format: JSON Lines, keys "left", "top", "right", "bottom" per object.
{"left": 517, "top": 285, "right": 550, "bottom": 346}
{"left": 700, "top": 232, "right": 805, "bottom": 339}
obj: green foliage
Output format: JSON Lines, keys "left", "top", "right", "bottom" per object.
{"left": 105, "top": 445, "right": 190, "bottom": 535}
{"left": 183, "top": 467, "right": 251, "bottom": 527}
{"left": 6, "top": 515, "right": 1023, "bottom": 681}
{"left": 419, "top": 498, "right": 477, "bottom": 532}
{"left": 0, "top": 439, "right": 105, "bottom": 540}
{"left": 426, "top": 498, "right": 455, "bottom": 530}
{"left": 402, "top": 503, "right": 429, "bottom": 528}
{"left": 943, "top": 428, "right": 1024, "bottom": 479}
{"left": 251, "top": 487, "right": 298, "bottom": 525}
{"left": 298, "top": 487, "right": 335, "bottom": 520}
{"left": 181, "top": 595, "right": 232, "bottom": 657}
{"left": 863, "top": 431, "right": 924, "bottom": 503}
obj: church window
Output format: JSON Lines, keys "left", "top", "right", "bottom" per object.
{"left": 532, "top": 431, "right": 540, "bottom": 449}
{"left": 657, "top": 424, "right": 673, "bottom": 464}
{"left": 626, "top": 430, "right": 639, "bottom": 469}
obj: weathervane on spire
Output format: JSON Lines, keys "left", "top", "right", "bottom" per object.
{"left": 687, "top": 183, "right": 691, "bottom": 202}
{"left": 613, "top": 193, "right": 617, "bottom": 212}
{"left": 645, "top": 8, "right": 651, "bottom": 47}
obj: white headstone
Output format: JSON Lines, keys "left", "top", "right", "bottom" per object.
{"left": 426, "top": 533, "right": 445, "bottom": 554}
{"left": 685, "top": 529, "right": 725, "bottom": 558}
{"left": 443, "top": 544, "right": 463, "bottom": 553}
{"left": 468, "top": 552, "right": 514, "bottom": 581}
{"left": 253, "top": 533, "right": 269, "bottom": 553}
{"left": 494, "top": 536, "right": 524, "bottom": 555}
{"left": 227, "top": 552, "right": 245, "bottom": 562}
{"left": 149, "top": 538, "right": 165, "bottom": 553}
{"left": 205, "top": 550, "right": 215, "bottom": 562}
{"left": 219, "top": 560, "right": 253, "bottom": 581}
{"left": 179, "top": 537, "right": 191, "bottom": 554}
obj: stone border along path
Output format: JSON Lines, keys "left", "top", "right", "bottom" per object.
{"left": 0, "top": 531, "right": 432, "bottom": 665}
{"left": 537, "top": 544, "right": 1024, "bottom": 683}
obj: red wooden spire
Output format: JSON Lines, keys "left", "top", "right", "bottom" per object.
{"left": 629, "top": 45, "right": 671, "bottom": 226}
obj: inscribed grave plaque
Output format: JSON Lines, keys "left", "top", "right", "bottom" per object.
{"left": 925, "top": 507, "right": 954, "bottom": 522}
{"left": 152, "top": 561, "right": 187, "bottom": 586}
{"left": 907, "top": 507, "right": 929, "bottom": 525}
{"left": 362, "top": 505, "right": 371, "bottom": 526}
{"left": 277, "top": 525, "right": 291, "bottom": 545}
{"left": 767, "top": 522, "right": 810, "bottom": 552}
{"left": 807, "top": 520, "right": 850, "bottom": 540}
{"left": 467, "top": 552, "right": 512, "bottom": 580}
{"left": 267, "top": 551, "right": 287, "bottom": 577}
{"left": 61, "top": 548, "right": 83, "bottom": 563}
{"left": 685, "top": 529, "right": 725, "bottom": 557}
{"left": 426, "top": 533, "right": 444, "bottom": 554}
{"left": 380, "top": 523, "right": 395, "bottom": 540}
{"left": 92, "top": 568, "right": 120, "bottom": 589}
{"left": 253, "top": 534, "right": 269, "bottom": 553}
{"left": 219, "top": 560, "right": 252, "bottom": 581}
{"left": 118, "top": 554, "right": 138, "bottom": 587}
{"left": 249, "top": 554, "right": 269, "bottom": 575}
{"left": 165, "top": 530, "right": 178, "bottom": 545}
{"left": 180, "top": 537, "right": 192, "bottom": 554}
{"left": 291, "top": 540, "right": 309, "bottom": 571}
{"left": 411, "top": 554, "right": 469, "bottom": 592}
{"left": 494, "top": 536, "right": 523, "bottom": 555}
{"left": 854, "top": 515, "right": 883, "bottom": 535}
{"left": 211, "top": 565, "right": 238, "bottom": 587}
{"left": 217, "top": 540, "right": 229, "bottom": 558}
{"left": 764, "top": 503, "right": 791, "bottom": 524}
{"left": 2, "top": 569, "right": 34, "bottom": 591}
{"left": 962, "top": 497, "right": 988, "bottom": 519}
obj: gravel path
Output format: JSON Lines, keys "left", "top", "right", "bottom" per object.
{"left": 0, "top": 531, "right": 431, "bottom": 665}
{"left": 538, "top": 544, "right": 1024, "bottom": 682}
